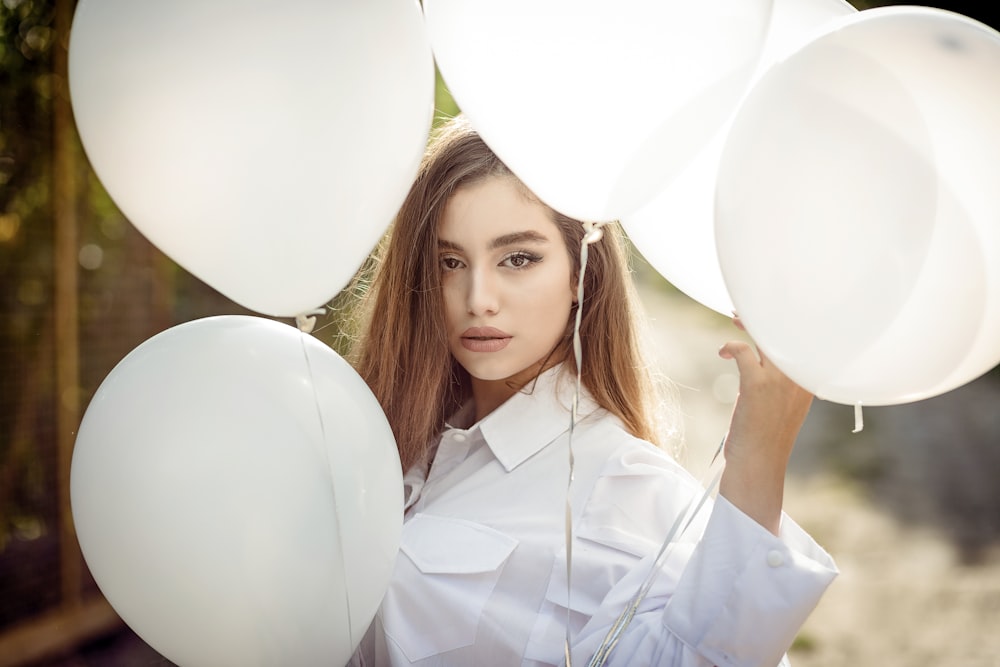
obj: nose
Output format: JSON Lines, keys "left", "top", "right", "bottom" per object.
{"left": 466, "top": 266, "right": 499, "bottom": 316}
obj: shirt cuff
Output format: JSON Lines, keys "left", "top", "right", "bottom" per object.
{"left": 662, "top": 495, "right": 838, "bottom": 667}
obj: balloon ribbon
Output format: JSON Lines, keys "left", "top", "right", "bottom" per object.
{"left": 564, "top": 221, "right": 605, "bottom": 667}
{"left": 587, "top": 441, "right": 725, "bottom": 667}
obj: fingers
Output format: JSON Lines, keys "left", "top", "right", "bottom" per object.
{"left": 720, "top": 314, "right": 757, "bottom": 367}
{"left": 718, "top": 340, "right": 760, "bottom": 372}
{"left": 728, "top": 314, "right": 773, "bottom": 367}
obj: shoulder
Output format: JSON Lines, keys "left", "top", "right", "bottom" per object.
{"left": 571, "top": 412, "right": 705, "bottom": 537}
{"left": 567, "top": 412, "right": 709, "bottom": 561}
{"left": 576, "top": 411, "right": 695, "bottom": 486}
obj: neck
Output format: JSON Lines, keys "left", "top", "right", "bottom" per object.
{"left": 470, "top": 361, "right": 554, "bottom": 422}
{"left": 470, "top": 379, "right": 517, "bottom": 422}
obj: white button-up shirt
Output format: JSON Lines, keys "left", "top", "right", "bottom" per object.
{"left": 351, "top": 366, "right": 837, "bottom": 666}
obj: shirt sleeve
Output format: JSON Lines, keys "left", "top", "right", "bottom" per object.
{"left": 568, "top": 443, "right": 838, "bottom": 667}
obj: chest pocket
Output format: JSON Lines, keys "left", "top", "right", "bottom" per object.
{"left": 381, "top": 513, "right": 518, "bottom": 662}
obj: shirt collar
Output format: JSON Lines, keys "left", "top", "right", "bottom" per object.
{"left": 473, "top": 364, "right": 604, "bottom": 472}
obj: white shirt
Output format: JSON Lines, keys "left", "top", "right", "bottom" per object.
{"left": 350, "top": 366, "right": 837, "bottom": 666}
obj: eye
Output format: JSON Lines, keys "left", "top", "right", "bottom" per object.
{"left": 502, "top": 251, "right": 542, "bottom": 269}
{"left": 440, "top": 255, "right": 464, "bottom": 271}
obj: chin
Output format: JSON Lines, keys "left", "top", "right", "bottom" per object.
{"left": 467, "top": 360, "right": 549, "bottom": 385}
{"left": 455, "top": 357, "right": 515, "bottom": 382}
{"left": 464, "top": 366, "right": 517, "bottom": 383}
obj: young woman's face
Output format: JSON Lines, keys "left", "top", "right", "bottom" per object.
{"left": 438, "top": 176, "right": 575, "bottom": 391}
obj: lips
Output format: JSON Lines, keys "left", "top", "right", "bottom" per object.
{"left": 460, "top": 327, "right": 511, "bottom": 353}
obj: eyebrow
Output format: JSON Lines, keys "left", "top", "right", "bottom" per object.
{"left": 438, "top": 230, "right": 551, "bottom": 252}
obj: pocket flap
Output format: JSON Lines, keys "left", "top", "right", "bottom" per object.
{"left": 400, "top": 513, "right": 518, "bottom": 574}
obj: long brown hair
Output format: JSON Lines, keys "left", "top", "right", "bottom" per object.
{"left": 348, "top": 116, "right": 666, "bottom": 473}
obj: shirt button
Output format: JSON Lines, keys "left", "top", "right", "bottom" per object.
{"left": 451, "top": 432, "right": 467, "bottom": 442}
{"left": 766, "top": 550, "right": 785, "bottom": 568}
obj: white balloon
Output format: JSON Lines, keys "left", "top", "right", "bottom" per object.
{"left": 622, "top": 0, "right": 857, "bottom": 315}
{"left": 69, "top": 0, "right": 434, "bottom": 317}
{"left": 715, "top": 7, "right": 1000, "bottom": 405}
{"left": 71, "top": 316, "right": 403, "bottom": 667}
{"left": 424, "top": 0, "right": 773, "bottom": 221}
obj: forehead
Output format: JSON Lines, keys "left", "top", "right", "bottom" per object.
{"left": 439, "top": 176, "right": 558, "bottom": 243}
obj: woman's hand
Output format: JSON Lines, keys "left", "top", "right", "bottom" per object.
{"left": 717, "top": 317, "right": 813, "bottom": 535}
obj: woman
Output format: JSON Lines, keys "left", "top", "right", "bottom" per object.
{"left": 347, "top": 115, "right": 836, "bottom": 666}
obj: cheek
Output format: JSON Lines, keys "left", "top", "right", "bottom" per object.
{"left": 542, "top": 285, "right": 573, "bottom": 313}
{"left": 440, "top": 279, "right": 461, "bottom": 330}
{"left": 530, "top": 272, "right": 575, "bottom": 322}
{"left": 441, "top": 288, "right": 464, "bottom": 331}
{"left": 551, "top": 261, "right": 576, "bottom": 310}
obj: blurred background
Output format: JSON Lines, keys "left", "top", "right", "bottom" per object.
{"left": 1, "top": 1, "right": 998, "bottom": 665}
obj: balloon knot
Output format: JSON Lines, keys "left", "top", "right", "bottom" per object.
{"left": 582, "top": 221, "right": 606, "bottom": 245}
{"left": 295, "top": 308, "right": 326, "bottom": 334}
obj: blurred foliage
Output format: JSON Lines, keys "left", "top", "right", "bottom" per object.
{"left": 0, "top": 0, "right": 61, "bottom": 627}
{"left": 1, "top": 0, "right": 58, "bottom": 553}
{"left": 1, "top": 0, "right": 56, "bottom": 352}
{"left": 433, "top": 66, "right": 460, "bottom": 126}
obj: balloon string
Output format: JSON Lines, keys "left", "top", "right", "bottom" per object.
{"left": 587, "top": 437, "right": 727, "bottom": 667}
{"left": 852, "top": 402, "right": 864, "bottom": 433}
{"left": 296, "top": 315, "right": 355, "bottom": 646}
{"left": 564, "top": 221, "right": 606, "bottom": 667}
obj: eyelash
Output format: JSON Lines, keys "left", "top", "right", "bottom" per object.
{"left": 440, "top": 256, "right": 463, "bottom": 271}
{"left": 501, "top": 251, "right": 543, "bottom": 269}
{"left": 439, "top": 251, "right": 543, "bottom": 272}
